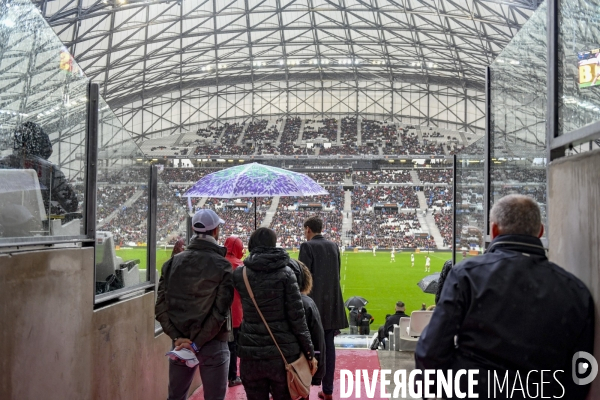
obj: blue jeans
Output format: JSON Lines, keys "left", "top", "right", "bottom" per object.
{"left": 168, "top": 339, "right": 230, "bottom": 400}
{"left": 322, "top": 329, "right": 336, "bottom": 395}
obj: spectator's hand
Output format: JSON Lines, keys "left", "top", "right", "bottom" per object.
{"left": 175, "top": 341, "right": 195, "bottom": 352}
{"left": 174, "top": 338, "right": 192, "bottom": 347}
{"left": 309, "top": 357, "right": 319, "bottom": 375}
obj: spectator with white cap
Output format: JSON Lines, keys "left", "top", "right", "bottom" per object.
{"left": 156, "top": 208, "right": 234, "bottom": 400}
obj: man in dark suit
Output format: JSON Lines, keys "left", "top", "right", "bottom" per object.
{"left": 299, "top": 216, "right": 349, "bottom": 400}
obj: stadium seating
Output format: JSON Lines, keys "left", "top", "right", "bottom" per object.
{"left": 397, "top": 317, "right": 418, "bottom": 351}
{"left": 407, "top": 311, "right": 434, "bottom": 337}
{"left": 148, "top": 118, "right": 483, "bottom": 157}
{"left": 98, "top": 143, "right": 466, "bottom": 249}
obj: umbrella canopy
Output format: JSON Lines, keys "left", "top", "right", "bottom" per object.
{"left": 183, "top": 162, "right": 328, "bottom": 198}
{"left": 344, "top": 296, "right": 368, "bottom": 310}
{"left": 417, "top": 272, "right": 441, "bottom": 294}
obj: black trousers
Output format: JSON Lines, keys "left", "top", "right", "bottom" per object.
{"left": 377, "top": 325, "right": 387, "bottom": 342}
{"left": 322, "top": 329, "right": 336, "bottom": 395}
{"left": 227, "top": 328, "right": 240, "bottom": 380}
{"left": 240, "top": 357, "right": 290, "bottom": 400}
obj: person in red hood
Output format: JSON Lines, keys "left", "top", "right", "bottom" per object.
{"left": 224, "top": 235, "right": 244, "bottom": 387}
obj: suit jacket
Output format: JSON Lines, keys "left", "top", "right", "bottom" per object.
{"left": 299, "top": 234, "right": 349, "bottom": 331}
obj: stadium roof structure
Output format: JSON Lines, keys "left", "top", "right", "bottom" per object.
{"left": 33, "top": 0, "right": 543, "bottom": 139}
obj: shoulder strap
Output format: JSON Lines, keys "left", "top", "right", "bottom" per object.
{"left": 242, "top": 266, "right": 289, "bottom": 366}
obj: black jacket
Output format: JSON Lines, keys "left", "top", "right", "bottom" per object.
{"left": 155, "top": 238, "right": 234, "bottom": 347}
{"left": 416, "top": 234, "right": 594, "bottom": 399}
{"left": 299, "top": 235, "right": 349, "bottom": 330}
{"left": 302, "top": 294, "right": 326, "bottom": 384}
{"left": 287, "top": 258, "right": 326, "bottom": 383}
{"left": 233, "top": 246, "right": 314, "bottom": 362}
{"left": 383, "top": 311, "right": 409, "bottom": 338}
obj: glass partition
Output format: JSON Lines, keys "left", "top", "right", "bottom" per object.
{"left": 558, "top": 0, "right": 600, "bottom": 135}
{"left": 454, "top": 138, "right": 485, "bottom": 263}
{"left": 95, "top": 96, "right": 153, "bottom": 294}
{"left": 489, "top": 2, "right": 548, "bottom": 234}
{"left": 0, "top": 0, "right": 89, "bottom": 243}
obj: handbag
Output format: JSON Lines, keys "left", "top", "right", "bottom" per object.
{"left": 242, "top": 267, "right": 313, "bottom": 400}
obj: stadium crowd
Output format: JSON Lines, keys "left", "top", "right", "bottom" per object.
{"left": 425, "top": 187, "right": 453, "bottom": 207}
{"left": 271, "top": 210, "right": 342, "bottom": 248}
{"left": 417, "top": 169, "right": 452, "bottom": 184}
{"left": 245, "top": 119, "right": 279, "bottom": 142}
{"left": 142, "top": 118, "right": 470, "bottom": 158}
{"left": 103, "top": 167, "right": 148, "bottom": 184}
{"left": 492, "top": 167, "right": 546, "bottom": 183}
{"left": 352, "top": 186, "right": 419, "bottom": 209}
{"left": 361, "top": 119, "right": 398, "bottom": 143}
{"left": 305, "top": 172, "right": 347, "bottom": 184}
{"left": 303, "top": 118, "right": 337, "bottom": 142}
{"left": 161, "top": 168, "right": 212, "bottom": 183}
{"left": 340, "top": 117, "right": 358, "bottom": 146}
{"left": 96, "top": 185, "right": 137, "bottom": 222}
{"left": 319, "top": 145, "right": 360, "bottom": 155}
{"left": 434, "top": 209, "right": 453, "bottom": 247}
{"left": 353, "top": 170, "right": 412, "bottom": 184}
{"left": 278, "top": 117, "right": 302, "bottom": 155}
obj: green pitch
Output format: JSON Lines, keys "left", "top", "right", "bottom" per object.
{"left": 290, "top": 250, "right": 452, "bottom": 330}
{"left": 116, "top": 248, "right": 172, "bottom": 273}
{"left": 117, "top": 248, "right": 452, "bottom": 330}
{"left": 335, "top": 251, "right": 450, "bottom": 330}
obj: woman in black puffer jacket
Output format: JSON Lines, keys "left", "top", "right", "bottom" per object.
{"left": 233, "top": 227, "right": 315, "bottom": 400}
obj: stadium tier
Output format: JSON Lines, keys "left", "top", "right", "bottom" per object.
{"left": 95, "top": 163, "right": 456, "bottom": 249}
{"left": 434, "top": 210, "right": 453, "bottom": 248}
{"left": 159, "top": 119, "right": 478, "bottom": 157}
{"left": 271, "top": 210, "right": 343, "bottom": 248}
{"left": 353, "top": 170, "right": 412, "bottom": 184}
{"left": 349, "top": 211, "right": 425, "bottom": 249}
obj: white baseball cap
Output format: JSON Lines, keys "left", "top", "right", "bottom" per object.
{"left": 192, "top": 209, "right": 225, "bottom": 233}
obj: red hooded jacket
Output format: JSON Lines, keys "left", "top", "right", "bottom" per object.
{"left": 224, "top": 236, "right": 244, "bottom": 328}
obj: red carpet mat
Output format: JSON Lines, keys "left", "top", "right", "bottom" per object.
{"left": 189, "top": 349, "right": 382, "bottom": 400}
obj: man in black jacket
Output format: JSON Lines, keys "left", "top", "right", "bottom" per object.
{"left": 299, "top": 216, "right": 349, "bottom": 400}
{"left": 416, "top": 195, "right": 595, "bottom": 399}
{"left": 377, "top": 301, "right": 409, "bottom": 344}
{"left": 156, "top": 209, "right": 234, "bottom": 400}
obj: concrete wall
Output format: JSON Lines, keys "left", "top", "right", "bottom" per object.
{"left": 548, "top": 149, "right": 600, "bottom": 398}
{"left": 0, "top": 247, "right": 200, "bottom": 399}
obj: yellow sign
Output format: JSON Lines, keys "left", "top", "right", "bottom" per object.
{"left": 59, "top": 50, "right": 79, "bottom": 74}
{"left": 578, "top": 49, "right": 600, "bottom": 88}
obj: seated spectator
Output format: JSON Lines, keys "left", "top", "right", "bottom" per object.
{"left": 372, "top": 301, "right": 409, "bottom": 349}
{"left": 0, "top": 122, "right": 78, "bottom": 214}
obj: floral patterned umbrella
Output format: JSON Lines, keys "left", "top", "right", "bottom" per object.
{"left": 183, "top": 162, "right": 329, "bottom": 228}
{"left": 183, "top": 162, "right": 328, "bottom": 198}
